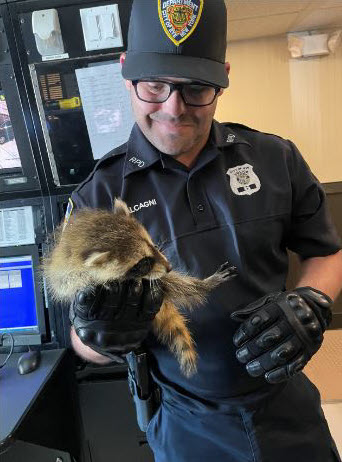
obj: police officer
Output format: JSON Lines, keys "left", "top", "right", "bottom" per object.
{"left": 68, "top": 0, "right": 342, "bottom": 460}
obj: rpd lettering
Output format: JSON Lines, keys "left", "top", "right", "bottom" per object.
{"left": 129, "top": 157, "right": 145, "bottom": 168}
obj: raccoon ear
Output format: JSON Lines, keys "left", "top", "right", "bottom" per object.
{"left": 84, "top": 251, "right": 110, "bottom": 267}
{"left": 113, "top": 198, "right": 130, "bottom": 217}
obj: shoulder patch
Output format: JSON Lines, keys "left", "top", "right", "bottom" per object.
{"left": 63, "top": 198, "right": 74, "bottom": 230}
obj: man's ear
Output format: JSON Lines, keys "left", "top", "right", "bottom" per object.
{"left": 120, "top": 52, "right": 126, "bottom": 66}
{"left": 120, "top": 53, "right": 132, "bottom": 91}
{"left": 124, "top": 79, "right": 132, "bottom": 90}
{"left": 216, "top": 62, "right": 231, "bottom": 96}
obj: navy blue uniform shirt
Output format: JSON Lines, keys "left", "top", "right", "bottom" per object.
{"left": 71, "top": 121, "right": 341, "bottom": 404}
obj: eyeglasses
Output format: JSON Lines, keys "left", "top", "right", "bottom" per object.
{"left": 132, "top": 80, "right": 221, "bottom": 107}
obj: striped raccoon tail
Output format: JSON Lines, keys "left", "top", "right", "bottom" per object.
{"left": 152, "top": 301, "right": 197, "bottom": 377}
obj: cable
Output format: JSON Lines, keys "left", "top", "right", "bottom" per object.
{"left": 0, "top": 333, "right": 15, "bottom": 369}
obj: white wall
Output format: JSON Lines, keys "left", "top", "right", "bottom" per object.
{"left": 216, "top": 33, "right": 342, "bottom": 183}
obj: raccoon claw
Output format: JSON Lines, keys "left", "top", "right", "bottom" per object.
{"left": 217, "top": 262, "right": 238, "bottom": 279}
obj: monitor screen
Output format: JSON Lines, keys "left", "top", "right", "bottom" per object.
{"left": 0, "top": 255, "right": 39, "bottom": 334}
{"left": 0, "top": 91, "right": 21, "bottom": 171}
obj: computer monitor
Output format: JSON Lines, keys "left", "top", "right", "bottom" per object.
{"left": 0, "top": 245, "right": 46, "bottom": 347}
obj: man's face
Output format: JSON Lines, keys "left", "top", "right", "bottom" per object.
{"left": 125, "top": 77, "right": 223, "bottom": 158}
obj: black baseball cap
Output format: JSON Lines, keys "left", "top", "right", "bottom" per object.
{"left": 122, "top": 0, "right": 229, "bottom": 88}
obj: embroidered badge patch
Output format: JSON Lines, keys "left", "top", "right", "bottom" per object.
{"left": 158, "top": 0, "right": 204, "bottom": 46}
{"left": 227, "top": 164, "right": 261, "bottom": 196}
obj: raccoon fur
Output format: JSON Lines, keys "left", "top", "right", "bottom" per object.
{"left": 43, "top": 198, "right": 237, "bottom": 377}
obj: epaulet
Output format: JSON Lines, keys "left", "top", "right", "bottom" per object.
{"left": 223, "top": 122, "right": 288, "bottom": 143}
{"left": 93, "top": 142, "right": 127, "bottom": 169}
{"left": 73, "top": 142, "right": 127, "bottom": 194}
{"left": 223, "top": 122, "right": 260, "bottom": 134}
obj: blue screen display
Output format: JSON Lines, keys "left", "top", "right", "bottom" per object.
{"left": 0, "top": 256, "right": 38, "bottom": 332}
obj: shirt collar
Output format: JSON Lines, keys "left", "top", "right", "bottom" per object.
{"left": 124, "top": 124, "right": 162, "bottom": 177}
{"left": 124, "top": 120, "right": 252, "bottom": 177}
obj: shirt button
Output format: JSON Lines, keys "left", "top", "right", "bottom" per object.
{"left": 197, "top": 204, "right": 204, "bottom": 212}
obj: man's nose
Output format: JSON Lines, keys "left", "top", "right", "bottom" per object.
{"left": 161, "top": 89, "right": 187, "bottom": 117}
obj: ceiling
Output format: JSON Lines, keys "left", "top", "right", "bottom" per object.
{"left": 226, "top": 0, "right": 342, "bottom": 42}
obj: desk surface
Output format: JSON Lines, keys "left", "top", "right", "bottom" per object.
{"left": 0, "top": 349, "right": 66, "bottom": 448}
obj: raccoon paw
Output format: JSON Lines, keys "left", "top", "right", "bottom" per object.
{"left": 216, "top": 262, "right": 238, "bottom": 280}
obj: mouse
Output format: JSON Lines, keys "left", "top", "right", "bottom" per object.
{"left": 17, "top": 350, "right": 41, "bottom": 375}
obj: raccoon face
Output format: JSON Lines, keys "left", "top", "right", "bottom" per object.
{"left": 80, "top": 198, "right": 172, "bottom": 282}
{"left": 125, "top": 253, "right": 172, "bottom": 279}
{"left": 83, "top": 245, "right": 171, "bottom": 281}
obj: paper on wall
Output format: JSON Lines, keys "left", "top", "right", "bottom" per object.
{"left": 76, "top": 62, "right": 134, "bottom": 159}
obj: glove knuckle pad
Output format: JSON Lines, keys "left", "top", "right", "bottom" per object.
{"left": 96, "top": 331, "right": 116, "bottom": 348}
{"left": 255, "top": 325, "right": 284, "bottom": 349}
{"left": 247, "top": 308, "right": 271, "bottom": 329}
{"left": 78, "top": 328, "right": 94, "bottom": 344}
{"left": 240, "top": 308, "right": 277, "bottom": 342}
{"left": 270, "top": 338, "right": 301, "bottom": 365}
{"left": 293, "top": 303, "right": 316, "bottom": 324}
{"left": 239, "top": 321, "right": 290, "bottom": 361}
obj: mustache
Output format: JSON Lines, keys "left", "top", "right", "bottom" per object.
{"left": 149, "top": 113, "right": 197, "bottom": 125}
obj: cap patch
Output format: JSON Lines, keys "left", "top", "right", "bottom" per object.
{"left": 158, "top": 0, "right": 204, "bottom": 46}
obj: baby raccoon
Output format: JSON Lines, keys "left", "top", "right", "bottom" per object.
{"left": 44, "top": 198, "right": 237, "bottom": 377}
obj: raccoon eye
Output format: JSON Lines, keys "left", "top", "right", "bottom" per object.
{"left": 125, "top": 257, "right": 155, "bottom": 278}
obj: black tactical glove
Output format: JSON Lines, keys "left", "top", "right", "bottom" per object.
{"left": 230, "top": 287, "right": 333, "bottom": 384}
{"left": 70, "top": 280, "right": 164, "bottom": 363}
